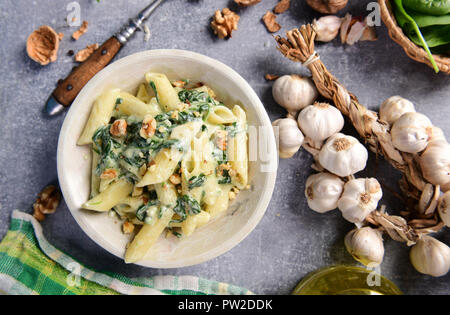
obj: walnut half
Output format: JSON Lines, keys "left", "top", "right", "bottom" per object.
{"left": 211, "top": 8, "right": 240, "bottom": 39}
{"left": 33, "top": 185, "right": 61, "bottom": 221}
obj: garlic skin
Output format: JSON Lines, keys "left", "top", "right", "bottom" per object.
{"left": 420, "top": 141, "right": 450, "bottom": 192}
{"left": 272, "top": 118, "right": 304, "bottom": 158}
{"left": 312, "top": 15, "right": 342, "bottom": 42}
{"left": 379, "top": 96, "right": 415, "bottom": 126}
{"left": 438, "top": 192, "right": 450, "bottom": 227}
{"left": 391, "top": 112, "right": 432, "bottom": 153}
{"left": 272, "top": 75, "right": 319, "bottom": 116}
{"left": 305, "top": 172, "right": 344, "bottom": 213}
{"left": 344, "top": 227, "right": 384, "bottom": 266}
{"left": 318, "top": 133, "right": 368, "bottom": 177}
{"left": 338, "top": 178, "right": 383, "bottom": 224}
{"left": 297, "top": 102, "right": 344, "bottom": 146}
{"left": 410, "top": 236, "right": 450, "bottom": 277}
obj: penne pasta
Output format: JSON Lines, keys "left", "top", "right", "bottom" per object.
{"left": 116, "top": 91, "right": 161, "bottom": 119}
{"left": 145, "top": 72, "right": 183, "bottom": 112}
{"left": 78, "top": 89, "right": 120, "bottom": 145}
{"left": 82, "top": 179, "right": 133, "bottom": 212}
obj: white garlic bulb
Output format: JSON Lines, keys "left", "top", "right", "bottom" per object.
{"left": 410, "top": 236, "right": 450, "bottom": 277}
{"left": 272, "top": 75, "right": 319, "bottom": 116}
{"left": 438, "top": 192, "right": 450, "bottom": 227}
{"left": 344, "top": 227, "right": 384, "bottom": 266}
{"left": 420, "top": 141, "right": 450, "bottom": 192}
{"left": 338, "top": 178, "right": 383, "bottom": 224}
{"left": 305, "top": 172, "right": 344, "bottom": 213}
{"left": 391, "top": 112, "right": 432, "bottom": 153}
{"left": 427, "top": 126, "right": 447, "bottom": 147}
{"left": 297, "top": 102, "right": 344, "bottom": 147}
{"left": 379, "top": 95, "right": 415, "bottom": 126}
{"left": 272, "top": 118, "right": 304, "bottom": 159}
{"left": 318, "top": 133, "right": 368, "bottom": 177}
{"left": 312, "top": 15, "right": 342, "bottom": 42}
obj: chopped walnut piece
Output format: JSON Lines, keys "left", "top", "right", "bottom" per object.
{"left": 58, "top": 32, "right": 64, "bottom": 40}
{"left": 217, "top": 163, "right": 232, "bottom": 176}
{"left": 122, "top": 221, "right": 135, "bottom": 234}
{"left": 100, "top": 169, "right": 117, "bottom": 180}
{"left": 211, "top": 8, "right": 240, "bottom": 39}
{"left": 33, "top": 185, "right": 61, "bottom": 221}
{"left": 26, "top": 25, "right": 60, "bottom": 66}
{"left": 234, "top": 0, "right": 261, "bottom": 6}
{"left": 72, "top": 20, "right": 88, "bottom": 40}
{"left": 228, "top": 190, "right": 236, "bottom": 200}
{"left": 215, "top": 130, "right": 228, "bottom": 151}
{"left": 265, "top": 74, "right": 280, "bottom": 81}
{"left": 171, "top": 80, "right": 186, "bottom": 88}
{"left": 262, "top": 11, "right": 281, "bottom": 33}
{"left": 74, "top": 43, "right": 99, "bottom": 62}
{"left": 140, "top": 115, "right": 157, "bottom": 139}
{"left": 274, "top": 0, "right": 290, "bottom": 14}
{"left": 110, "top": 119, "right": 127, "bottom": 137}
{"left": 169, "top": 174, "right": 181, "bottom": 185}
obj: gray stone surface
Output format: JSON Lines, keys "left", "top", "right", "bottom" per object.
{"left": 0, "top": 0, "right": 449, "bottom": 294}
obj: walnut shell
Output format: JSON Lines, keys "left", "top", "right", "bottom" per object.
{"left": 26, "top": 25, "right": 60, "bottom": 66}
{"left": 306, "top": 0, "right": 348, "bottom": 14}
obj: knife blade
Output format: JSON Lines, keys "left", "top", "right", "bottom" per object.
{"left": 45, "top": 0, "right": 165, "bottom": 116}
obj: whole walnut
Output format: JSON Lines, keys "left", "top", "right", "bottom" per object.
{"left": 306, "top": 0, "right": 348, "bottom": 14}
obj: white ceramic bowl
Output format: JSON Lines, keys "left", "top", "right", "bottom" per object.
{"left": 57, "top": 49, "right": 277, "bottom": 268}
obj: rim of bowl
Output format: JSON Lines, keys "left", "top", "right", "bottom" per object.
{"left": 57, "top": 49, "right": 277, "bottom": 268}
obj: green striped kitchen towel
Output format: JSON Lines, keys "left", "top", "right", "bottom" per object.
{"left": 0, "top": 210, "right": 252, "bottom": 295}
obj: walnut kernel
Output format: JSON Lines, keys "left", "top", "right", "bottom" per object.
{"left": 274, "top": 0, "right": 290, "bottom": 14}
{"left": 234, "top": 0, "right": 261, "bottom": 6}
{"left": 100, "top": 169, "right": 118, "bottom": 180}
{"left": 211, "top": 8, "right": 240, "bottom": 39}
{"left": 110, "top": 119, "right": 127, "bottom": 137}
{"left": 72, "top": 20, "right": 89, "bottom": 40}
{"left": 140, "top": 115, "right": 157, "bottom": 139}
{"left": 74, "top": 43, "right": 99, "bottom": 62}
{"left": 33, "top": 185, "right": 61, "bottom": 218}
{"left": 262, "top": 11, "right": 281, "bottom": 33}
{"left": 123, "top": 221, "right": 135, "bottom": 234}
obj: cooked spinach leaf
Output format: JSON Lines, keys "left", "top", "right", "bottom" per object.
{"left": 173, "top": 195, "right": 201, "bottom": 222}
{"left": 188, "top": 173, "right": 206, "bottom": 190}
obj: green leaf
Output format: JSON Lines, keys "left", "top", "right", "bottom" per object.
{"left": 394, "top": 0, "right": 439, "bottom": 73}
{"left": 403, "top": 0, "right": 450, "bottom": 16}
{"left": 188, "top": 173, "right": 206, "bottom": 190}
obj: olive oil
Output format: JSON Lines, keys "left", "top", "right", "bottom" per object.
{"left": 292, "top": 265, "right": 402, "bottom": 295}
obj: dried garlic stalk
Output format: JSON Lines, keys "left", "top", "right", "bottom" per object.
{"left": 262, "top": 11, "right": 281, "bottom": 33}
{"left": 211, "top": 8, "right": 240, "bottom": 39}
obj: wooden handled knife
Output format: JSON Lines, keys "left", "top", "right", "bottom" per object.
{"left": 45, "top": 0, "right": 165, "bottom": 116}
